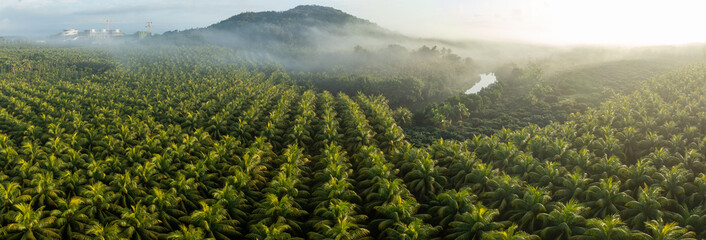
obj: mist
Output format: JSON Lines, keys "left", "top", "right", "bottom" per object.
{"left": 10, "top": 3, "right": 705, "bottom": 112}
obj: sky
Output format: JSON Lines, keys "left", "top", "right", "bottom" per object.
{"left": 1, "top": 0, "right": 705, "bottom": 45}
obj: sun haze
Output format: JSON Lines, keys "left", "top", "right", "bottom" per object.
{"left": 0, "top": 0, "right": 704, "bottom": 46}
{"left": 375, "top": 0, "right": 706, "bottom": 45}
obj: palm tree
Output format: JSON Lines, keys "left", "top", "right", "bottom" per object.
{"left": 480, "top": 174, "right": 523, "bottom": 213}
{"left": 643, "top": 148, "right": 677, "bottom": 170}
{"left": 554, "top": 170, "right": 591, "bottom": 202}
{"left": 54, "top": 197, "right": 92, "bottom": 239}
{"left": 169, "top": 174, "right": 202, "bottom": 211}
{"left": 585, "top": 177, "right": 633, "bottom": 218}
{"left": 363, "top": 178, "right": 411, "bottom": 215}
{"left": 446, "top": 203, "right": 506, "bottom": 240}
{"left": 115, "top": 203, "right": 165, "bottom": 240}
{"left": 24, "top": 172, "right": 64, "bottom": 209}
{"left": 620, "top": 158, "right": 657, "bottom": 193}
{"left": 110, "top": 171, "right": 146, "bottom": 208}
{"left": 507, "top": 153, "right": 538, "bottom": 181}
{"left": 616, "top": 126, "right": 643, "bottom": 164}
{"left": 526, "top": 161, "right": 565, "bottom": 190}
{"left": 589, "top": 156, "right": 626, "bottom": 181}
{"left": 384, "top": 218, "right": 437, "bottom": 240}
{"left": 402, "top": 154, "right": 446, "bottom": 202}
{"left": 0, "top": 181, "right": 30, "bottom": 224}
{"left": 249, "top": 193, "right": 307, "bottom": 235}
{"left": 85, "top": 222, "right": 121, "bottom": 240}
{"left": 507, "top": 186, "right": 552, "bottom": 233}
{"left": 80, "top": 181, "right": 120, "bottom": 223}
{"left": 167, "top": 225, "right": 213, "bottom": 240}
{"left": 231, "top": 152, "right": 268, "bottom": 190}
{"left": 308, "top": 199, "right": 370, "bottom": 240}
{"left": 622, "top": 185, "right": 673, "bottom": 230}
{"left": 143, "top": 187, "right": 185, "bottom": 231}
{"left": 656, "top": 165, "right": 692, "bottom": 203}
{"left": 633, "top": 220, "right": 696, "bottom": 240}
{"left": 536, "top": 200, "right": 587, "bottom": 239}
{"left": 247, "top": 220, "right": 303, "bottom": 240}
{"left": 428, "top": 188, "right": 477, "bottom": 228}
{"left": 370, "top": 195, "right": 427, "bottom": 239}
{"left": 211, "top": 183, "right": 249, "bottom": 227}
{"left": 449, "top": 162, "right": 495, "bottom": 194}
{"left": 183, "top": 201, "right": 240, "bottom": 239}
{"left": 310, "top": 173, "right": 359, "bottom": 210}
{"left": 578, "top": 214, "right": 632, "bottom": 240}
{"left": 666, "top": 205, "right": 706, "bottom": 239}
{"left": 59, "top": 170, "right": 87, "bottom": 200}
{"left": 1, "top": 203, "right": 61, "bottom": 240}
{"left": 482, "top": 224, "right": 539, "bottom": 240}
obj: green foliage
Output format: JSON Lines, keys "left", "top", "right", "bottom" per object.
{"left": 409, "top": 58, "right": 698, "bottom": 145}
{"left": 291, "top": 45, "right": 477, "bottom": 110}
{"left": 0, "top": 43, "right": 705, "bottom": 240}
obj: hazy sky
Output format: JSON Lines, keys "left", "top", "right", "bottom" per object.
{"left": 1, "top": 0, "right": 705, "bottom": 45}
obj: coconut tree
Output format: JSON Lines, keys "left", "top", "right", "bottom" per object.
{"left": 54, "top": 197, "right": 92, "bottom": 239}
{"left": 402, "top": 154, "right": 446, "bottom": 202}
{"left": 554, "top": 170, "right": 591, "bottom": 202}
{"left": 668, "top": 205, "right": 706, "bottom": 239}
{"left": 633, "top": 220, "right": 696, "bottom": 240}
{"left": 482, "top": 224, "right": 539, "bottom": 240}
{"left": 249, "top": 193, "right": 308, "bottom": 236}
{"left": 445, "top": 203, "right": 506, "bottom": 240}
{"left": 578, "top": 214, "right": 632, "bottom": 240}
{"left": 24, "top": 172, "right": 64, "bottom": 209}
{"left": 481, "top": 174, "right": 523, "bottom": 213}
{"left": 1, "top": 203, "right": 60, "bottom": 240}
{"left": 507, "top": 186, "right": 552, "bottom": 233}
{"left": 428, "top": 188, "right": 477, "bottom": 228}
{"left": 143, "top": 187, "right": 185, "bottom": 232}
{"left": 620, "top": 158, "right": 657, "bottom": 193}
{"left": 80, "top": 181, "right": 120, "bottom": 223}
{"left": 110, "top": 171, "right": 146, "bottom": 208}
{"left": 0, "top": 182, "right": 30, "bottom": 224}
{"left": 384, "top": 218, "right": 437, "bottom": 240}
{"left": 622, "top": 186, "right": 673, "bottom": 230}
{"left": 536, "top": 200, "right": 587, "bottom": 239}
{"left": 114, "top": 203, "right": 165, "bottom": 240}
{"left": 211, "top": 183, "right": 249, "bottom": 227}
{"left": 585, "top": 177, "right": 633, "bottom": 218}
{"left": 308, "top": 199, "right": 370, "bottom": 240}
{"left": 167, "top": 225, "right": 213, "bottom": 240}
{"left": 183, "top": 201, "right": 240, "bottom": 239}
{"left": 656, "top": 165, "right": 692, "bottom": 203}
{"left": 247, "top": 220, "right": 302, "bottom": 240}
{"left": 85, "top": 222, "right": 121, "bottom": 240}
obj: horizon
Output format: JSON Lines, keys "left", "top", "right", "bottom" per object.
{"left": 1, "top": 0, "right": 705, "bottom": 46}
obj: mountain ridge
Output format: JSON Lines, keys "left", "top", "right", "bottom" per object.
{"left": 164, "top": 5, "right": 406, "bottom": 53}
{"left": 209, "top": 5, "right": 377, "bottom": 30}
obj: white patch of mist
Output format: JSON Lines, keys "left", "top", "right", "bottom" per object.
{"left": 465, "top": 73, "right": 496, "bottom": 94}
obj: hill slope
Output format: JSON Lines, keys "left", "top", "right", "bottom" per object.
{"left": 169, "top": 5, "right": 401, "bottom": 54}
{"left": 157, "top": 5, "right": 481, "bottom": 111}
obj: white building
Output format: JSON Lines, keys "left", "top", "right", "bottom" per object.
{"left": 110, "top": 29, "right": 124, "bottom": 36}
{"left": 61, "top": 29, "right": 79, "bottom": 36}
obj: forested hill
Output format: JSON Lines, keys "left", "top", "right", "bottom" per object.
{"left": 153, "top": 5, "right": 482, "bottom": 111}
{"left": 164, "top": 5, "right": 403, "bottom": 54}
{"left": 213, "top": 5, "right": 373, "bottom": 27}
{"left": 208, "top": 5, "right": 395, "bottom": 40}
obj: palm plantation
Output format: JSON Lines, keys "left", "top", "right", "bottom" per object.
{"left": 0, "top": 44, "right": 704, "bottom": 240}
